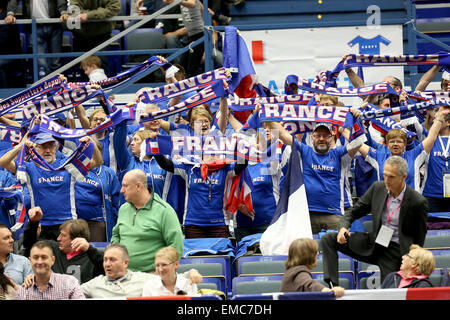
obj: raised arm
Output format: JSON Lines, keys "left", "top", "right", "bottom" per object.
{"left": 422, "top": 108, "right": 449, "bottom": 154}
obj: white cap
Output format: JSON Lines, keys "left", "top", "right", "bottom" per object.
{"left": 442, "top": 71, "right": 450, "bottom": 81}
{"left": 313, "top": 122, "right": 333, "bottom": 133}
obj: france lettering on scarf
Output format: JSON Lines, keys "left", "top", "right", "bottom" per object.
{"left": 144, "top": 135, "right": 276, "bottom": 162}
{"left": 296, "top": 78, "right": 398, "bottom": 97}
{"left": 362, "top": 103, "right": 417, "bottom": 140}
{"left": 137, "top": 68, "right": 228, "bottom": 104}
{"left": 408, "top": 90, "right": 450, "bottom": 101}
{"left": 20, "top": 85, "right": 102, "bottom": 124}
{"left": 359, "top": 98, "right": 450, "bottom": 120}
{"left": 140, "top": 80, "right": 228, "bottom": 122}
{"left": 259, "top": 103, "right": 350, "bottom": 126}
{"left": 32, "top": 108, "right": 134, "bottom": 140}
{"left": 342, "top": 53, "right": 450, "bottom": 71}
{"left": 0, "top": 75, "right": 64, "bottom": 117}
{"left": 67, "top": 56, "right": 179, "bottom": 91}
{"left": 0, "top": 124, "right": 22, "bottom": 145}
{"left": 229, "top": 93, "right": 314, "bottom": 111}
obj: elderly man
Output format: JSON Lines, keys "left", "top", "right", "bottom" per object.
{"left": 111, "top": 169, "right": 184, "bottom": 272}
{"left": 268, "top": 121, "right": 360, "bottom": 234}
{"left": 15, "top": 240, "right": 85, "bottom": 300}
{"left": 321, "top": 156, "right": 429, "bottom": 287}
{"left": 0, "top": 224, "right": 33, "bottom": 285}
{"left": 81, "top": 243, "right": 202, "bottom": 298}
{"left": 0, "top": 130, "right": 102, "bottom": 240}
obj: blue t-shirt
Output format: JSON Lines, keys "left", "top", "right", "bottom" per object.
{"left": 235, "top": 161, "right": 282, "bottom": 228}
{"left": 295, "top": 140, "right": 350, "bottom": 215}
{"left": 422, "top": 136, "right": 449, "bottom": 198}
{"left": 365, "top": 143, "right": 427, "bottom": 191}
{"left": 25, "top": 159, "right": 75, "bottom": 226}
{"left": 173, "top": 161, "right": 237, "bottom": 226}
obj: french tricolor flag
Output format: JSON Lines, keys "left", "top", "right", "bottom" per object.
{"left": 225, "top": 168, "right": 254, "bottom": 216}
{"left": 260, "top": 139, "right": 312, "bottom": 255}
{"left": 148, "top": 140, "right": 160, "bottom": 154}
{"left": 223, "top": 26, "right": 258, "bottom": 100}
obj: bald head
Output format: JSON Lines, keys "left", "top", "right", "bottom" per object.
{"left": 120, "top": 169, "right": 151, "bottom": 207}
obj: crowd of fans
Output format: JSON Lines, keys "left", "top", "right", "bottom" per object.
{"left": 0, "top": 0, "right": 448, "bottom": 301}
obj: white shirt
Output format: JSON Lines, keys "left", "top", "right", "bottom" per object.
{"left": 141, "top": 273, "right": 198, "bottom": 297}
{"left": 32, "top": 0, "right": 50, "bottom": 19}
{"left": 89, "top": 69, "right": 108, "bottom": 82}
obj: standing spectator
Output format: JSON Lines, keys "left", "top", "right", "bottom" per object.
{"left": 69, "top": 0, "right": 121, "bottom": 80}
{"left": 266, "top": 121, "right": 360, "bottom": 234}
{"left": 15, "top": 240, "right": 86, "bottom": 300}
{"left": 5, "top": 0, "right": 69, "bottom": 78}
{"left": 0, "top": 224, "right": 33, "bottom": 286}
{"left": 0, "top": 170, "right": 21, "bottom": 229}
{"left": 0, "top": 131, "right": 102, "bottom": 241}
{"left": 163, "top": 0, "right": 204, "bottom": 77}
{"left": 321, "top": 156, "right": 429, "bottom": 287}
{"left": 381, "top": 244, "right": 435, "bottom": 288}
{"left": 422, "top": 108, "right": 450, "bottom": 213}
{"left": 111, "top": 169, "right": 184, "bottom": 272}
{"left": 0, "top": 0, "right": 22, "bottom": 88}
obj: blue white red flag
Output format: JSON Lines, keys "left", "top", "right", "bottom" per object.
{"left": 260, "top": 140, "right": 312, "bottom": 255}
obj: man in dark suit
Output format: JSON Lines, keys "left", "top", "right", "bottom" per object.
{"left": 321, "top": 156, "right": 429, "bottom": 287}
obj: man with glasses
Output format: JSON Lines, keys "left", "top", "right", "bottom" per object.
{"left": 267, "top": 121, "right": 361, "bottom": 234}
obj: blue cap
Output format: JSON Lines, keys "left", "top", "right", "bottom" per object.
{"left": 313, "top": 122, "right": 333, "bottom": 133}
{"left": 33, "top": 133, "right": 57, "bottom": 145}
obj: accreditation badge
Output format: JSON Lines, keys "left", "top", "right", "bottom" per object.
{"left": 444, "top": 170, "right": 450, "bottom": 198}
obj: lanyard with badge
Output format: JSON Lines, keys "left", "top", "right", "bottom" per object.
{"left": 375, "top": 196, "right": 402, "bottom": 247}
{"left": 439, "top": 136, "right": 450, "bottom": 198}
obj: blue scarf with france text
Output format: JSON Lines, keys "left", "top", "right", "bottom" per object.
{"left": 139, "top": 80, "right": 229, "bottom": 122}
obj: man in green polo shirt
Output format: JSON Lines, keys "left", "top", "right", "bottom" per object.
{"left": 111, "top": 169, "right": 184, "bottom": 272}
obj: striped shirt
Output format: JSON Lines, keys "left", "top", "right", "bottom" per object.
{"left": 15, "top": 272, "right": 86, "bottom": 300}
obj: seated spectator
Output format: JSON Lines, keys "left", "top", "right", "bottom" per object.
{"left": 381, "top": 244, "right": 435, "bottom": 288}
{"left": 23, "top": 207, "right": 105, "bottom": 284}
{"left": 0, "top": 224, "right": 33, "bottom": 286}
{"left": 15, "top": 240, "right": 86, "bottom": 300}
{"left": 280, "top": 238, "right": 345, "bottom": 297}
{"left": 0, "top": 262, "right": 17, "bottom": 300}
{"left": 80, "top": 55, "right": 108, "bottom": 82}
{"left": 142, "top": 246, "right": 200, "bottom": 296}
{"left": 81, "top": 243, "right": 202, "bottom": 298}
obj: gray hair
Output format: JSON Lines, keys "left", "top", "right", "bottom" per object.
{"left": 105, "top": 243, "right": 129, "bottom": 260}
{"left": 385, "top": 156, "right": 408, "bottom": 177}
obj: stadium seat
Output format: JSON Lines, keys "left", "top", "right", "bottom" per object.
{"left": 434, "top": 255, "right": 450, "bottom": 269}
{"left": 122, "top": 28, "right": 164, "bottom": 66}
{"left": 316, "top": 276, "right": 353, "bottom": 290}
{"left": 197, "top": 277, "right": 221, "bottom": 291}
{"left": 178, "top": 256, "right": 230, "bottom": 294}
{"left": 232, "top": 275, "right": 283, "bottom": 296}
{"left": 236, "top": 255, "right": 287, "bottom": 276}
{"left": 423, "top": 235, "right": 450, "bottom": 250}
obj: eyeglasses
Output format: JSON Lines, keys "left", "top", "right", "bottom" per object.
{"left": 405, "top": 254, "right": 415, "bottom": 261}
{"left": 388, "top": 140, "right": 405, "bottom": 145}
{"left": 92, "top": 117, "right": 106, "bottom": 123}
{"left": 312, "top": 134, "right": 332, "bottom": 139}
{"left": 193, "top": 120, "right": 209, "bottom": 125}
{"left": 155, "top": 261, "right": 175, "bottom": 269}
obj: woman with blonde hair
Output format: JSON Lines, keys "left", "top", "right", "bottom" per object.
{"left": 142, "top": 246, "right": 199, "bottom": 296}
{"left": 381, "top": 244, "right": 435, "bottom": 288}
{"left": 281, "top": 238, "right": 345, "bottom": 297}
